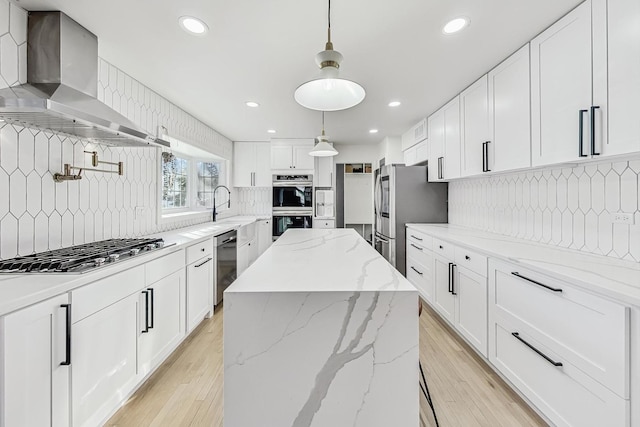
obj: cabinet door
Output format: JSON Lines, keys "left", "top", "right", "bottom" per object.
{"left": 258, "top": 219, "right": 272, "bottom": 255}
{"left": 454, "top": 266, "right": 488, "bottom": 356}
{"left": 604, "top": 0, "right": 640, "bottom": 156}
{"left": 247, "top": 240, "right": 259, "bottom": 266}
{"left": 489, "top": 45, "right": 532, "bottom": 173}
{"left": 443, "top": 97, "right": 462, "bottom": 179}
{"left": 313, "top": 219, "right": 335, "bottom": 229}
{"left": 531, "top": 1, "right": 594, "bottom": 166}
{"left": 293, "top": 144, "right": 314, "bottom": 170}
{"left": 2, "top": 294, "right": 70, "bottom": 427}
{"left": 415, "top": 140, "right": 428, "bottom": 164}
{"left": 186, "top": 256, "right": 213, "bottom": 333}
{"left": 237, "top": 243, "right": 250, "bottom": 276}
{"left": 427, "top": 108, "right": 445, "bottom": 182}
{"left": 254, "top": 143, "right": 272, "bottom": 186}
{"left": 461, "top": 75, "right": 490, "bottom": 177}
{"left": 139, "top": 270, "right": 185, "bottom": 376}
{"left": 73, "top": 293, "right": 138, "bottom": 427}
{"left": 433, "top": 256, "right": 455, "bottom": 322}
{"left": 403, "top": 146, "right": 417, "bottom": 166}
{"left": 315, "top": 156, "right": 334, "bottom": 187}
{"left": 233, "top": 142, "right": 256, "bottom": 187}
{"left": 271, "top": 145, "right": 293, "bottom": 169}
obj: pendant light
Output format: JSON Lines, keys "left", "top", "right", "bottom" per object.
{"left": 294, "top": 0, "right": 366, "bottom": 111}
{"left": 310, "top": 112, "right": 338, "bottom": 157}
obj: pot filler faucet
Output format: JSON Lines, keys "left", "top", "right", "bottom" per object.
{"left": 212, "top": 185, "right": 231, "bottom": 222}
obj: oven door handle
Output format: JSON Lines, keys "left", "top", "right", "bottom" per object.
{"left": 273, "top": 211, "right": 314, "bottom": 216}
{"left": 272, "top": 181, "right": 313, "bottom": 187}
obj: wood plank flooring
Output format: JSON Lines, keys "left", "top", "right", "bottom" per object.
{"left": 106, "top": 302, "right": 546, "bottom": 427}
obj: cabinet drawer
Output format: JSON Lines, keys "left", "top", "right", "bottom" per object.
{"left": 147, "top": 249, "right": 186, "bottom": 284}
{"left": 185, "top": 239, "right": 213, "bottom": 265}
{"left": 406, "top": 228, "right": 432, "bottom": 250}
{"left": 314, "top": 219, "right": 335, "bottom": 229}
{"left": 432, "top": 237, "right": 454, "bottom": 259}
{"left": 237, "top": 223, "right": 257, "bottom": 247}
{"left": 406, "top": 257, "right": 433, "bottom": 302}
{"left": 491, "top": 261, "right": 629, "bottom": 397}
{"left": 407, "top": 240, "right": 430, "bottom": 266}
{"left": 454, "top": 247, "right": 487, "bottom": 277}
{"left": 72, "top": 266, "right": 145, "bottom": 323}
{"left": 492, "top": 322, "right": 628, "bottom": 427}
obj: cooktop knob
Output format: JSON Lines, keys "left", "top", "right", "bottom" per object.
{"left": 108, "top": 254, "right": 120, "bottom": 262}
{"left": 130, "top": 248, "right": 140, "bottom": 256}
{"left": 94, "top": 258, "right": 106, "bottom": 266}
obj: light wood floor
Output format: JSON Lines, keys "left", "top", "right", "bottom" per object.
{"left": 106, "top": 302, "right": 546, "bottom": 427}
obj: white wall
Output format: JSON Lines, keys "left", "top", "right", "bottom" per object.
{"left": 0, "top": 2, "right": 234, "bottom": 259}
{"left": 333, "top": 143, "right": 379, "bottom": 166}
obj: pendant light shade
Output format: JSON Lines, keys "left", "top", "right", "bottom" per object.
{"left": 309, "top": 112, "right": 338, "bottom": 157}
{"left": 294, "top": 0, "right": 366, "bottom": 111}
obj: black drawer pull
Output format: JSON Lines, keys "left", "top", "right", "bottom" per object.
{"left": 410, "top": 243, "right": 423, "bottom": 251}
{"left": 410, "top": 266, "right": 423, "bottom": 276}
{"left": 201, "top": 248, "right": 205, "bottom": 252}
{"left": 60, "top": 304, "right": 71, "bottom": 366}
{"left": 465, "top": 255, "right": 470, "bottom": 260}
{"left": 511, "top": 272, "right": 562, "bottom": 293}
{"left": 590, "top": 105, "right": 600, "bottom": 156}
{"left": 578, "top": 109, "right": 588, "bottom": 157}
{"left": 439, "top": 245, "right": 443, "bottom": 249}
{"left": 148, "top": 288, "right": 154, "bottom": 329}
{"left": 512, "top": 332, "right": 563, "bottom": 367}
{"left": 410, "top": 234, "right": 423, "bottom": 241}
{"left": 142, "top": 291, "right": 149, "bottom": 333}
{"left": 195, "top": 257, "right": 213, "bottom": 268}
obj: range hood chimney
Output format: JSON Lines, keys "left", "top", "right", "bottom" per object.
{"left": 0, "top": 11, "right": 169, "bottom": 148}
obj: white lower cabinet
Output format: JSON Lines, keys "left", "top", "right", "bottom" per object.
{"left": 313, "top": 218, "right": 335, "bottom": 229}
{"left": 257, "top": 218, "right": 272, "bottom": 255}
{"left": 433, "top": 255, "right": 456, "bottom": 321}
{"left": 1, "top": 294, "right": 71, "bottom": 427}
{"left": 186, "top": 255, "right": 214, "bottom": 333}
{"left": 489, "top": 258, "right": 630, "bottom": 426}
{"left": 139, "top": 269, "right": 186, "bottom": 376}
{"left": 72, "top": 292, "right": 139, "bottom": 427}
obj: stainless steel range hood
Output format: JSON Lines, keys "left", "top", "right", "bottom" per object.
{"left": 0, "top": 12, "right": 169, "bottom": 148}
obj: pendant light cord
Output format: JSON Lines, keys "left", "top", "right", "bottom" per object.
{"left": 321, "top": 111, "right": 325, "bottom": 136}
{"left": 328, "top": 0, "right": 331, "bottom": 29}
{"left": 326, "top": 0, "right": 332, "bottom": 45}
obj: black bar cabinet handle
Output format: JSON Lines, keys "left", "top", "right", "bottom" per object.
{"left": 512, "top": 332, "right": 563, "bottom": 367}
{"left": 410, "top": 243, "right": 423, "bottom": 251}
{"left": 465, "top": 255, "right": 470, "bottom": 260}
{"left": 590, "top": 106, "right": 600, "bottom": 155}
{"left": 448, "top": 262, "right": 454, "bottom": 293}
{"left": 410, "top": 235, "right": 423, "bottom": 241}
{"left": 411, "top": 266, "right": 423, "bottom": 276}
{"left": 451, "top": 264, "right": 457, "bottom": 295}
{"left": 148, "top": 288, "right": 154, "bottom": 329}
{"left": 511, "top": 272, "right": 562, "bottom": 293}
{"left": 195, "top": 257, "right": 213, "bottom": 268}
{"left": 483, "top": 141, "right": 491, "bottom": 172}
{"left": 579, "top": 109, "right": 588, "bottom": 157}
{"left": 142, "top": 290, "right": 149, "bottom": 333}
{"left": 60, "top": 304, "right": 71, "bottom": 366}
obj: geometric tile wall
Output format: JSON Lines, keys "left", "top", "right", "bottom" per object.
{"left": 449, "top": 159, "right": 640, "bottom": 262}
{"left": 0, "top": 1, "right": 234, "bottom": 259}
{"left": 236, "top": 187, "right": 272, "bottom": 216}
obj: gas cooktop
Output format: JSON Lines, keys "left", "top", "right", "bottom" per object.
{"left": 0, "top": 238, "right": 168, "bottom": 273}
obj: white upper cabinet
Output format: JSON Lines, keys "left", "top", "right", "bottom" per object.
{"left": 233, "top": 142, "right": 271, "bottom": 187}
{"left": 460, "top": 75, "right": 490, "bottom": 177}
{"left": 488, "top": 44, "right": 532, "bottom": 173}
{"left": 602, "top": 0, "right": 640, "bottom": 156}
{"left": 401, "top": 118, "right": 428, "bottom": 151}
{"left": 271, "top": 139, "right": 314, "bottom": 171}
{"left": 314, "top": 155, "right": 333, "bottom": 187}
{"left": 428, "top": 97, "right": 464, "bottom": 182}
{"left": 531, "top": 0, "right": 606, "bottom": 166}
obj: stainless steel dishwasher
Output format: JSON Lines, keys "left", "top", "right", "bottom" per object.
{"left": 215, "top": 230, "right": 237, "bottom": 305}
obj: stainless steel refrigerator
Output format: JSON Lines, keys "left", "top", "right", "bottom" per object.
{"left": 374, "top": 164, "right": 448, "bottom": 275}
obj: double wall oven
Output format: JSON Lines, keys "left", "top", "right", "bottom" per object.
{"left": 272, "top": 175, "right": 313, "bottom": 238}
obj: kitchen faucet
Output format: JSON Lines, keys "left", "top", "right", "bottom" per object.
{"left": 212, "top": 185, "right": 231, "bottom": 222}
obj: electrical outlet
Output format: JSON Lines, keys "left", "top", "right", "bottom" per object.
{"left": 612, "top": 212, "right": 634, "bottom": 225}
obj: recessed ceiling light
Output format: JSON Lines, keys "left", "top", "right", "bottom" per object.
{"left": 179, "top": 16, "right": 209, "bottom": 35}
{"left": 267, "top": 129, "right": 276, "bottom": 134}
{"left": 245, "top": 101, "right": 260, "bottom": 108}
{"left": 443, "top": 17, "right": 469, "bottom": 35}
{"left": 369, "top": 129, "right": 379, "bottom": 134}
{"left": 388, "top": 101, "right": 401, "bottom": 107}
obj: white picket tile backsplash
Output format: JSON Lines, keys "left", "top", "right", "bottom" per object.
{"left": 0, "top": 4, "right": 233, "bottom": 259}
{"left": 449, "top": 159, "right": 640, "bottom": 262}
{"left": 236, "top": 187, "right": 272, "bottom": 216}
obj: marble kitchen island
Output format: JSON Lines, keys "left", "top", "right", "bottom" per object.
{"left": 224, "top": 229, "right": 419, "bottom": 427}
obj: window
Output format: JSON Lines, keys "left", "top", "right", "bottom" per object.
{"left": 161, "top": 151, "right": 226, "bottom": 213}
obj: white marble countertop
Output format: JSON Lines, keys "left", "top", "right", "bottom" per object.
{"left": 0, "top": 215, "right": 268, "bottom": 317}
{"left": 227, "top": 228, "right": 416, "bottom": 293}
{"left": 407, "top": 223, "right": 640, "bottom": 305}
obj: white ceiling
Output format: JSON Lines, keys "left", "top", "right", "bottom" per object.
{"left": 16, "top": 0, "right": 582, "bottom": 145}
